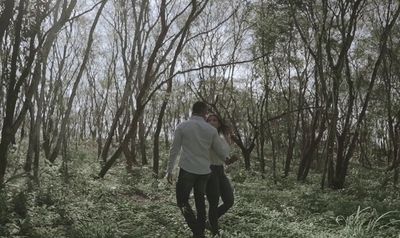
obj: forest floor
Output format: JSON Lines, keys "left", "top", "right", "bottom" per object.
{"left": 1, "top": 145, "right": 400, "bottom": 238}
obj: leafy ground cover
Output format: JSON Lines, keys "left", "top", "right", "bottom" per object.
{"left": 1, "top": 147, "right": 400, "bottom": 237}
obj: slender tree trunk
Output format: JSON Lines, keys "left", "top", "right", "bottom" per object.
{"left": 298, "top": 109, "right": 325, "bottom": 182}
{"left": 258, "top": 134, "right": 266, "bottom": 178}
{"left": 25, "top": 102, "right": 35, "bottom": 173}
{"left": 100, "top": 0, "right": 148, "bottom": 163}
{"left": 153, "top": 105, "right": 166, "bottom": 176}
{"left": 0, "top": 0, "right": 27, "bottom": 185}
{"left": 99, "top": 0, "right": 209, "bottom": 178}
{"left": 138, "top": 115, "right": 147, "bottom": 165}
{"left": 101, "top": 98, "right": 131, "bottom": 163}
{"left": 33, "top": 64, "right": 47, "bottom": 183}
{"left": 243, "top": 150, "right": 251, "bottom": 170}
{"left": 271, "top": 135, "right": 277, "bottom": 183}
{"left": 394, "top": 136, "right": 400, "bottom": 186}
{"left": 163, "top": 122, "right": 170, "bottom": 149}
{"left": 61, "top": 128, "right": 70, "bottom": 183}
{"left": 152, "top": 0, "right": 204, "bottom": 177}
{"left": 49, "top": 0, "right": 107, "bottom": 163}
{"left": 99, "top": 105, "right": 143, "bottom": 178}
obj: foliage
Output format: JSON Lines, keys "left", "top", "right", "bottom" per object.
{"left": 1, "top": 147, "right": 399, "bottom": 238}
{"left": 0, "top": 190, "right": 10, "bottom": 236}
{"left": 336, "top": 207, "right": 399, "bottom": 238}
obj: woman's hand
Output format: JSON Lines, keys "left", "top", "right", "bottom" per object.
{"left": 225, "top": 154, "right": 239, "bottom": 165}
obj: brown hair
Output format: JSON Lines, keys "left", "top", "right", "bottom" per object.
{"left": 206, "top": 113, "right": 231, "bottom": 138}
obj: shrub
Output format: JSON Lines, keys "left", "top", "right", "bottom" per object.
{"left": 13, "top": 191, "right": 27, "bottom": 218}
{"left": 336, "top": 206, "right": 400, "bottom": 238}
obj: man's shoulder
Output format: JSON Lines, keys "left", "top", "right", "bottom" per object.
{"left": 178, "top": 119, "right": 192, "bottom": 127}
{"left": 178, "top": 118, "right": 217, "bottom": 133}
{"left": 198, "top": 120, "right": 218, "bottom": 133}
{"left": 176, "top": 119, "right": 194, "bottom": 130}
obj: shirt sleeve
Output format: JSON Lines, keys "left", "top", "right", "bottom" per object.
{"left": 211, "top": 131, "right": 229, "bottom": 161}
{"left": 166, "top": 125, "right": 182, "bottom": 174}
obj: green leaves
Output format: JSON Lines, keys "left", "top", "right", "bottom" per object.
{"left": 1, "top": 147, "right": 400, "bottom": 237}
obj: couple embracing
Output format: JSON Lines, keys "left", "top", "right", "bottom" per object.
{"left": 166, "top": 101, "right": 238, "bottom": 238}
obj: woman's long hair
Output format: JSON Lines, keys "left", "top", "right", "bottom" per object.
{"left": 206, "top": 113, "right": 232, "bottom": 143}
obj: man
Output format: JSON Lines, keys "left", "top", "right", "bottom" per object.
{"left": 166, "top": 101, "right": 229, "bottom": 238}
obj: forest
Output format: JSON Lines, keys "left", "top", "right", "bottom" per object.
{"left": 0, "top": 0, "right": 400, "bottom": 237}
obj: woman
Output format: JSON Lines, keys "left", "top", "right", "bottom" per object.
{"left": 206, "top": 113, "right": 238, "bottom": 236}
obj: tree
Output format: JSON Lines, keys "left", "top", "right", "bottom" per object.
{"left": 0, "top": 0, "right": 76, "bottom": 185}
{"left": 290, "top": 0, "right": 400, "bottom": 188}
{"left": 48, "top": 0, "right": 108, "bottom": 164}
{"left": 98, "top": 0, "right": 211, "bottom": 178}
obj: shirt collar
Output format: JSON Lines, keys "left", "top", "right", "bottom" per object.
{"left": 191, "top": 115, "right": 205, "bottom": 121}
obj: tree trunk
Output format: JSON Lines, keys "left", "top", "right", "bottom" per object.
{"left": 100, "top": 0, "right": 149, "bottom": 163}
{"left": 49, "top": 0, "right": 107, "bottom": 163}
{"left": 25, "top": 101, "right": 35, "bottom": 173}
{"left": 271, "top": 135, "right": 277, "bottom": 183}
{"left": 101, "top": 99, "right": 131, "bottom": 163}
{"left": 243, "top": 150, "right": 251, "bottom": 170}
{"left": 153, "top": 84, "right": 172, "bottom": 177}
{"left": 163, "top": 122, "right": 170, "bottom": 149}
{"left": 33, "top": 63, "right": 47, "bottom": 183}
{"left": 138, "top": 115, "right": 147, "bottom": 165}
{"left": 298, "top": 110, "right": 325, "bottom": 182}
{"left": 257, "top": 135, "right": 266, "bottom": 178}
{"left": 284, "top": 106, "right": 301, "bottom": 177}
{"left": 0, "top": 0, "right": 27, "bottom": 185}
{"left": 99, "top": 105, "right": 144, "bottom": 178}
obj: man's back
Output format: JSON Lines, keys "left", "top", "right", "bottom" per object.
{"left": 167, "top": 115, "right": 228, "bottom": 175}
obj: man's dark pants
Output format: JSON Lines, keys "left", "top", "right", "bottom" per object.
{"left": 176, "top": 168, "right": 210, "bottom": 238}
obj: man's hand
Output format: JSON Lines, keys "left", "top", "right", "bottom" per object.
{"left": 166, "top": 172, "right": 174, "bottom": 184}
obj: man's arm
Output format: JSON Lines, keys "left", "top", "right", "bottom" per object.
{"left": 211, "top": 131, "right": 230, "bottom": 162}
{"left": 166, "top": 126, "right": 182, "bottom": 183}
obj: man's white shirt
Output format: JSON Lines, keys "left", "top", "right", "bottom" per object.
{"left": 210, "top": 135, "right": 230, "bottom": 166}
{"left": 167, "top": 115, "right": 229, "bottom": 175}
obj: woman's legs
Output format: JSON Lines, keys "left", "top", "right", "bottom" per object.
{"left": 217, "top": 171, "right": 234, "bottom": 218}
{"left": 207, "top": 166, "right": 234, "bottom": 235}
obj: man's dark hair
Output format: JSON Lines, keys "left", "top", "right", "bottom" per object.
{"left": 192, "top": 101, "right": 208, "bottom": 115}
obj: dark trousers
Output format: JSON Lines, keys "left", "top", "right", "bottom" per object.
{"left": 176, "top": 168, "right": 210, "bottom": 238}
{"left": 206, "top": 165, "right": 234, "bottom": 235}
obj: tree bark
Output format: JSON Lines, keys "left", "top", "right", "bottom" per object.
{"left": 138, "top": 116, "right": 147, "bottom": 165}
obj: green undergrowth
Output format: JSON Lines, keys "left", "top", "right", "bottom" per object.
{"left": 1, "top": 148, "right": 400, "bottom": 237}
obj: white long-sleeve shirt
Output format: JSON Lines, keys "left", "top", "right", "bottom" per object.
{"left": 209, "top": 135, "right": 230, "bottom": 166}
{"left": 167, "top": 115, "right": 229, "bottom": 175}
